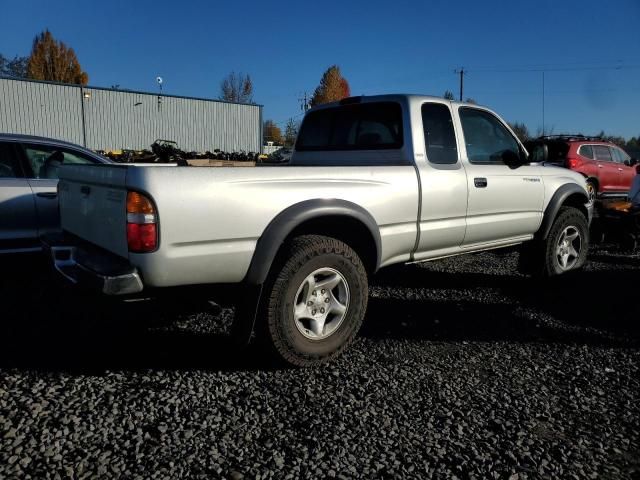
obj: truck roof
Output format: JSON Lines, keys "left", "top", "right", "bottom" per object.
{"left": 307, "top": 94, "right": 484, "bottom": 111}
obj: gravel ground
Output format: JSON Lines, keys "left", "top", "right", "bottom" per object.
{"left": 1, "top": 246, "right": 639, "bottom": 479}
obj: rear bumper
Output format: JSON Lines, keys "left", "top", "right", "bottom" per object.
{"left": 41, "top": 232, "right": 144, "bottom": 295}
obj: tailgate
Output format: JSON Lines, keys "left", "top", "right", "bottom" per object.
{"left": 58, "top": 164, "right": 130, "bottom": 258}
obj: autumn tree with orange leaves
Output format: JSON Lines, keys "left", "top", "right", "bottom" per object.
{"left": 309, "top": 65, "right": 351, "bottom": 107}
{"left": 26, "top": 30, "right": 88, "bottom": 84}
{"left": 263, "top": 120, "right": 283, "bottom": 145}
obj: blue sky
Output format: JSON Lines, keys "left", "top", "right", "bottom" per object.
{"left": 2, "top": 0, "right": 639, "bottom": 138}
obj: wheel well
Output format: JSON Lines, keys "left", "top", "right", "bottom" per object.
{"left": 562, "top": 192, "right": 589, "bottom": 219}
{"left": 285, "top": 216, "right": 378, "bottom": 276}
{"left": 586, "top": 177, "right": 599, "bottom": 189}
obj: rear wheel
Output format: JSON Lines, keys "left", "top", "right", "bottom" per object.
{"left": 259, "top": 235, "right": 368, "bottom": 367}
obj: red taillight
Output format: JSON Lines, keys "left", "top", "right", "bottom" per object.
{"left": 127, "top": 223, "right": 157, "bottom": 252}
{"left": 568, "top": 158, "right": 579, "bottom": 169}
{"left": 126, "top": 191, "right": 157, "bottom": 253}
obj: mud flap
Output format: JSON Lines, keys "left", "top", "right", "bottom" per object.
{"left": 230, "top": 283, "right": 263, "bottom": 346}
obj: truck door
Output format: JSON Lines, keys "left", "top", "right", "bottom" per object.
{"left": 457, "top": 107, "right": 544, "bottom": 246}
{"left": 412, "top": 101, "right": 468, "bottom": 258}
{"left": 592, "top": 145, "right": 617, "bottom": 193}
{"left": 0, "top": 141, "right": 38, "bottom": 251}
{"left": 610, "top": 146, "right": 636, "bottom": 193}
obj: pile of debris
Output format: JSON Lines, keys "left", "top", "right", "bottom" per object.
{"left": 96, "top": 140, "right": 267, "bottom": 166}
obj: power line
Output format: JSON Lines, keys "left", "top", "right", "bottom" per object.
{"left": 467, "top": 64, "right": 640, "bottom": 73}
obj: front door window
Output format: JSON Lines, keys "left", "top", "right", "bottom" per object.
{"left": 459, "top": 108, "right": 520, "bottom": 164}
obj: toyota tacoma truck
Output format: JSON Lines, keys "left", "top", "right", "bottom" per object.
{"left": 45, "top": 95, "right": 592, "bottom": 366}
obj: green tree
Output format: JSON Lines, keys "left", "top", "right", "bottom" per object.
{"left": 263, "top": 120, "right": 283, "bottom": 145}
{"left": 219, "top": 71, "right": 253, "bottom": 103}
{"left": 284, "top": 118, "right": 299, "bottom": 147}
{"left": 310, "top": 65, "right": 351, "bottom": 106}
{"left": 26, "top": 30, "right": 88, "bottom": 84}
{"left": 443, "top": 90, "right": 455, "bottom": 100}
{"left": 0, "top": 54, "right": 29, "bottom": 78}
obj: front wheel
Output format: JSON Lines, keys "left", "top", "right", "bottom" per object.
{"left": 519, "top": 206, "right": 589, "bottom": 277}
{"left": 259, "top": 235, "right": 369, "bottom": 367}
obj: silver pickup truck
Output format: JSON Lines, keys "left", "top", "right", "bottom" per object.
{"left": 46, "top": 94, "right": 592, "bottom": 366}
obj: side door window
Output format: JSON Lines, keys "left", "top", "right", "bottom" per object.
{"left": 578, "top": 145, "right": 594, "bottom": 160}
{"left": 421, "top": 103, "right": 458, "bottom": 164}
{"left": 458, "top": 108, "right": 520, "bottom": 164}
{"left": 610, "top": 147, "right": 630, "bottom": 164}
{"left": 0, "top": 141, "right": 23, "bottom": 178}
{"left": 593, "top": 145, "right": 613, "bottom": 163}
{"left": 22, "top": 144, "right": 96, "bottom": 179}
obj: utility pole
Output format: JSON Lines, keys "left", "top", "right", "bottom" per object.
{"left": 454, "top": 68, "right": 465, "bottom": 101}
{"left": 299, "top": 92, "right": 310, "bottom": 112}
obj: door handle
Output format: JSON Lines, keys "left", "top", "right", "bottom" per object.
{"left": 36, "top": 192, "right": 57, "bottom": 199}
{"left": 474, "top": 177, "right": 488, "bottom": 188}
{"left": 618, "top": 168, "right": 623, "bottom": 171}
{"left": 597, "top": 164, "right": 603, "bottom": 168}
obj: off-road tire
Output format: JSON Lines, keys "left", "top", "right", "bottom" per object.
{"left": 258, "top": 235, "right": 368, "bottom": 367}
{"left": 518, "top": 206, "right": 589, "bottom": 277}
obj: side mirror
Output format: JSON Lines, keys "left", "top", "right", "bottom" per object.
{"left": 625, "top": 158, "right": 638, "bottom": 167}
{"left": 502, "top": 149, "right": 523, "bottom": 168}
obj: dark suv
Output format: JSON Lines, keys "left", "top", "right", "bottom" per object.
{"left": 527, "top": 135, "right": 638, "bottom": 201}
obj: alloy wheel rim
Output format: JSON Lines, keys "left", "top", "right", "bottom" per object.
{"left": 293, "top": 267, "right": 350, "bottom": 340}
{"left": 586, "top": 183, "right": 596, "bottom": 203}
{"left": 556, "top": 226, "right": 582, "bottom": 270}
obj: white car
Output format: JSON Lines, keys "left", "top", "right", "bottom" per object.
{"left": 0, "top": 134, "right": 110, "bottom": 253}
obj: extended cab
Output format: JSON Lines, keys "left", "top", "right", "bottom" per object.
{"left": 45, "top": 95, "right": 592, "bottom": 366}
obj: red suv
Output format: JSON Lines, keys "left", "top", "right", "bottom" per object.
{"left": 527, "top": 135, "right": 638, "bottom": 201}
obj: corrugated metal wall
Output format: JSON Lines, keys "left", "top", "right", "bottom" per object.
{"left": 0, "top": 77, "right": 262, "bottom": 152}
{"left": 0, "top": 78, "right": 84, "bottom": 145}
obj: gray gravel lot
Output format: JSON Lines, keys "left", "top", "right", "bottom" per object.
{"left": 1, "top": 247, "right": 639, "bottom": 479}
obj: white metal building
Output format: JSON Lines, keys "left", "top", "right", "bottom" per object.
{"left": 0, "top": 76, "right": 263, "bottom": 152}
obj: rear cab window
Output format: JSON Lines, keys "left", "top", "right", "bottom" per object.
{"left": 295, "top": 102, "right": 403, "bottom": 151}
{"left": 421, "top": 103, "right": 458, "bottom": 165}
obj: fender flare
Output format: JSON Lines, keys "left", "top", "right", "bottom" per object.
{"left": 243, "top": 199, "right": 382, "bottom": 285}
{"left": 537, "top": 183, "right": 589, "bottom": 240}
